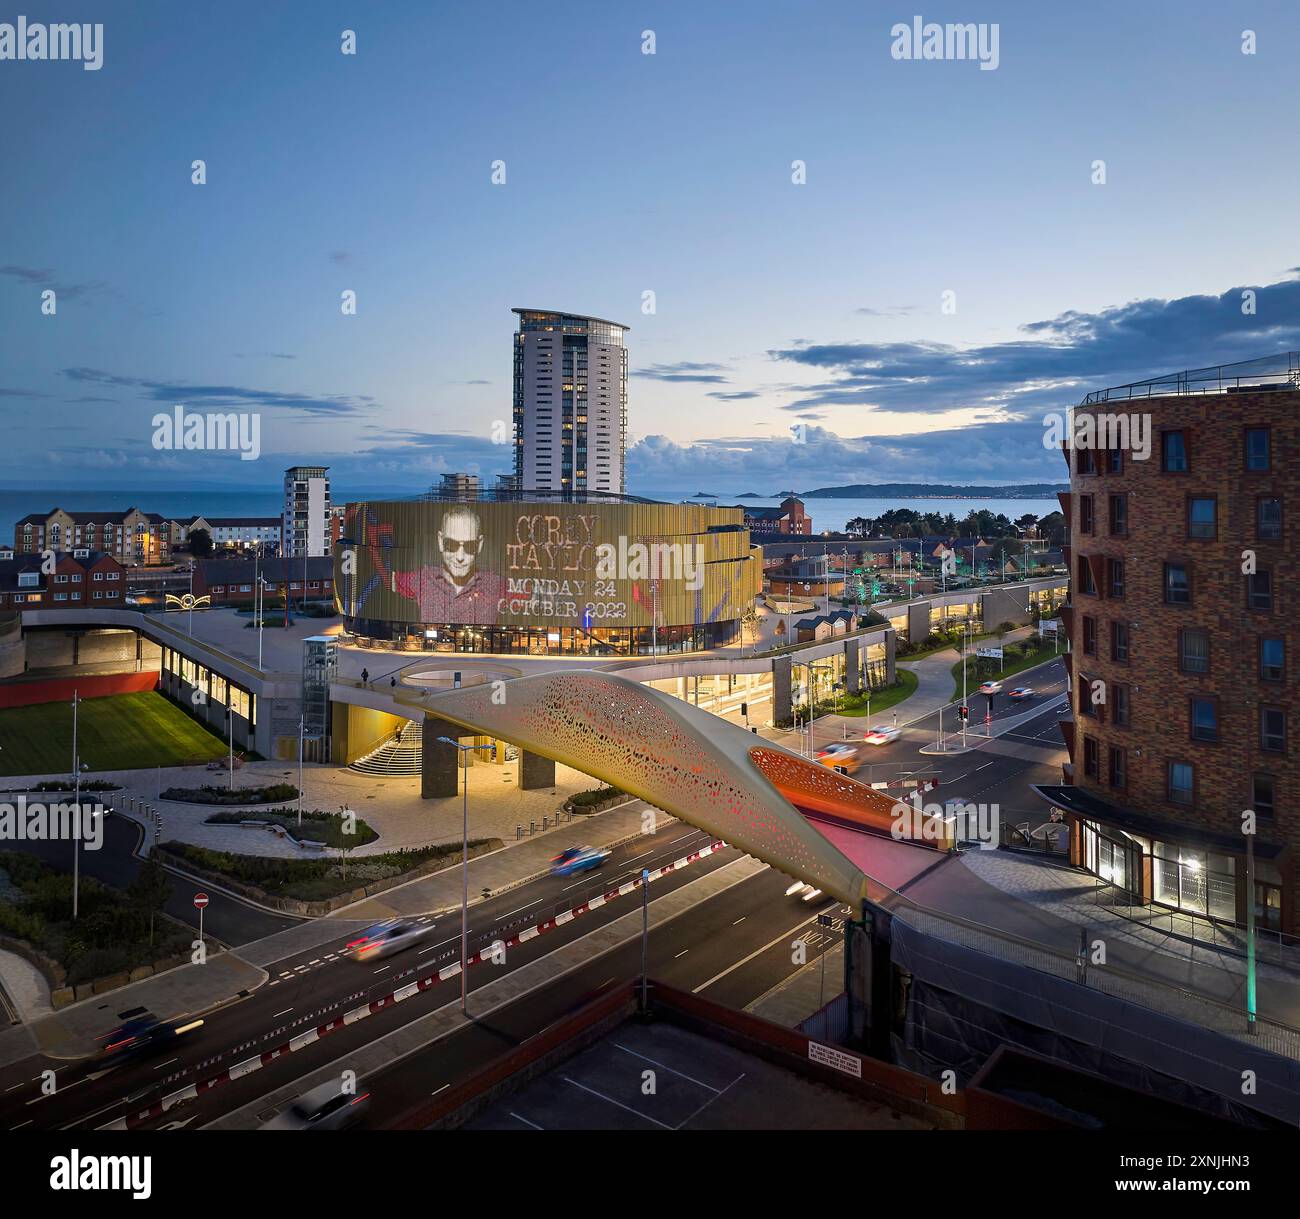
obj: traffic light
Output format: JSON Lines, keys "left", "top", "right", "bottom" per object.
{"left": 959, "top": 705, "right": 969, "bottom": 722}
{"left": 740, "top": 702, "right": 748, "bottom": 718}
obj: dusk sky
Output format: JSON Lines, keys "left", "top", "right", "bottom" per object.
{"left": 4, "top": 0, "right": 1300, "bottom": 495}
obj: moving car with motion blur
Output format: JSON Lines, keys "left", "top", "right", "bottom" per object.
{"left": 978, "top": 681, "right": 1003, "bottom": 695}
{"left": 345, "top": 918, "right": 434, "bottom": 962}
{"left": 550, "top": 845, "right": 610, "bottom": 877}
{"left": 96, "top": 1011, "right": 204, "bottom": 1067}
{"left": 863, "top": 724, "right": 901, "bottom": 746}
{"left": 815, "top": 742, "right": 864, "bottom": 774}
{"left": 262, "top": 1080, "right": 371, "bottom": 1130}
{"left": 1008, "top": 686, "right": 1034, "bottom": 701}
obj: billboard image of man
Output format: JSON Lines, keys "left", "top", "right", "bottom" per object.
{"left": 388, "top": 506, "right": 504, "bottom": 625}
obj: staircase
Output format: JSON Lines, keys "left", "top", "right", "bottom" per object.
{"left": 350, "top": 728, "right": 423, "bottom": 775}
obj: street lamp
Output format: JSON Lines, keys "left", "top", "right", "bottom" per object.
{"left": 437, "top": 736, "right": 494, "bottom": 1014}
{"left": 70, "top": 690, "right": 88, "bottom": 920}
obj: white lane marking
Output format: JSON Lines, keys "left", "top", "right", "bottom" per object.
{"left": 502, "top": 900, "right": 543, "bottom": 919}
{"left": 562, "top": 1077, "right": 672, "bottom": 1129}
{"left": 8, "top": 1120, "right": 32, "bottom": 1131}
{"left": 732, "top": 916, "right": 746, "bottom": 925}
{"left": 674, "top": 949, "right": 689, "bottom": 958}
{"left": 612, "top": 1043, "right": 721, "bottom": 1092}
{"left": 309, "top": 959, "right": 322, "bottom": 965}
{"left": 372, "top": 966, "right": 391, "bottom": 975}
{"left": 272, "top": 1008, "right": 293, "bottom": 1019}
{"left": 5, "top": 1082, "right": 26, "bottom": 1092}
{"left": 693, "top": 907, "right": 832, "bottom": 993}
{"left": 510, "top": 1110, "right": 544, "bottom": 1130}
{"left": 152, "top": 1058, "right": 178, "bottom": 1071}
{"left": 431, "top": 1083, "right": 450, "bottom": 1096}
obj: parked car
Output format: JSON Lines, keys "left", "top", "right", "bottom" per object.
{"left": 550, "top": 845, "right": 610, "bottom": 877}
{"left": 815, "top": 742, "right": 863, "bottom": 774}
{"left": 1008, "top": 686, "right": 1034, "bottom": 701}
{"left": 978, "top": 681, "right": 1003, "bottom": 695}
{"left": 863, "top": 724, "right": 901, "bottom": 746}
{"left": 262, "top": 1080, "right": 370, "bottom": 1130}
{"left": 345, "top": 919, "right": 434, "bottom": 962}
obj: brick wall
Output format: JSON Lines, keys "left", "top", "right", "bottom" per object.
{"left": 1068, "top": 389, "right": 1298, "bottom": 929}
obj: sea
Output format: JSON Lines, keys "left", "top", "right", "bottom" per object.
{"left": 0, "top": 489, "right": 1062, "bottom": 538}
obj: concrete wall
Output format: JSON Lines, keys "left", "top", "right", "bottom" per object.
{"left": 980, "top": 585, "right": 1035, "bottom": 631}
{"left": 0, "top": 616, "right": 23, "bottom": 679}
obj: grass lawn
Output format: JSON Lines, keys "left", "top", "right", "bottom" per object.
{"left": 832, "top": 668, "right": 919, "bottom": 717}
{"left": 950, "top": 648, "right": 1064, "bottom": 701}
{"left": 0, "top": 691, "right": 227, "bottom": 776}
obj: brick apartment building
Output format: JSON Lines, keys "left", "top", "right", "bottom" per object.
{"left": 1039, "top": 354, "right": 1299, "bottom": 937}
{"left": 193, "top": 556, "right": 335, "bottom": 608}
{"left": 0, "top": 550, "right": 126, "bottom": 611}
{"left": 14, "top": 508, "right": 176, "bottom": 567}
{"left": 730, "top": 496, "right": 811, "bottom": 537}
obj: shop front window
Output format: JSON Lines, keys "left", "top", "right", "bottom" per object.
{"left": 1152, "top": 842, "right": 1236, "bottom": 921}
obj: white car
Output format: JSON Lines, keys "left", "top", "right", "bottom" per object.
{"left": 863, "top": 724, "right": 900, "bottom": 746}
{"left": 262, "top": 1080, "right": 370, "bottom": 1130}
{"left": 978, "top": 681, "right": 1002, "bottom": 695}
{"left": 345, "top": 919, "right": 434, "bottom": 962}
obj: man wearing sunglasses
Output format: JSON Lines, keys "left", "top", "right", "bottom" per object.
{"left": 389, "top": 506, "right": 505, "bottom": 625}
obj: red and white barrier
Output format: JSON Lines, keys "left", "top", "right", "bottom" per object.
{"left": 106, "top": 839, "right": 727, "bottom": 1129}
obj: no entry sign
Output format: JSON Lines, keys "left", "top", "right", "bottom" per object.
{"left": 193, "top": 892, "right": 210, "bottom": 909}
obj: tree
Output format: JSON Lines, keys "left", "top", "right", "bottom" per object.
{"left": 127, "top": 857, "right": 173, "bottom": 947}
{"left": 1038, "top": 511, "right": 1067, "bottom": 547}
{"left": 1014, "top": 513, "right": 1040, "bottom": 536}
{"left": 188, "top": 528, "right": 213, "bottom": 557}
{"left": 844, "top": 515, "right": 873, "bottom": 538}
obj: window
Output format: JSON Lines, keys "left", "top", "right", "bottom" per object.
{"left": 1161, "top": 431, "right": 1188, "bottom": 472}
{"left": 1252, "top": 774, "right": 1276, "bottom": 820}
{"left": 1106, "top": 447, "right": 1123, "bottom": 475}
{"left": 1163, "top": 562, "right": 1190, "bottom": 605}
{"left": 1108, "top": 746, "right": 1126, "bottom": 789}
{"left": 1244, "top": 427, "right": 1270, "bottom": 471}
{"left": 1257, "top": 497, "right": 1282, "bottom": 541}
{"left": 1078, "top": 676, "right": 1097, "bottom": 719}
{"left": 1083, "top": 736, "right": 1099, "bottom": 779}
{"left": 1168, "top": 762, "right": 1194, "bottom": 805}
{"left": 1079, "top": 494, "right": 1095, "bottom": 535}
{"left": 1112, "top": 683, "right": 1130, "bottom": 727}
{"left": 1190, "top": 697, "right": 1218, "bottom": 743}
{"left": 1077, "top": 447, "right": 1096, "bottom": 476}
{"left": 1260, "top": 637, "right": 1285, "bottom": 682}
{"left": 1179, "top": 628, "right": 1209, "bottom": 674}
{"left": 1111, "top": 620, "right": 1129, "bottom": 663}
{"left": 1247, "top": 570, "right": 1272, "bottom": 612}
{"left": 1108, "top": 494, "right": 1128, "bottom": 536}
{"left": 1082, "top": 616, "right": 1097, "bottom": 655}
{"left": 1078, "top": 555, "right": 1096, "bottom": 596}
{"left": 93, "top": 571, "right": 103, "bottom": 581}
{"left": 1260, "top": 706, "right": 1286, "bottom": 753}
{"left": 1187, "top": 497, "right": 1216, "bottom": 539}
{"left": 1108, "top": 558, "right": 1125, "bottom": 598}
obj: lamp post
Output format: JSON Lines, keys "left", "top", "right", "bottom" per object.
{"left": 438, "top": 736, "right": 492, "bottom": 1015}
{"left": 227, "top": 703, "right": 235, "bottom": 790}
{"left": 71, "top": 690, "right": 82, "bottom": 920}
{"left": 297, "top": 714, "right": 304, "bottom": 826}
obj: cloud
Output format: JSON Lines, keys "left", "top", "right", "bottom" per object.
{"left": 60, "top": 368, "right": 375, "bottom": 417}
{"left": 633, "top": 361, "right": 731, "bottom": 383}
{"left": 854, "top": 305, "right": 916, "bottom": 316}
{"left": 329, "top": 251, "right": 351, "bottom": 265}
{"left": 769, "top": 270, "right": 1300, "bottom": 416}
{"left": 0, "top": 387, "right": 50, "bottom": 399}
{"left": 0, "top": 264, "right": 107, "bottom": 302}
{"left": 233, "top": 352, "right": 297, "bottom": 360}
{"left": 706, "top": 389, "right": 761, "bottom": 400}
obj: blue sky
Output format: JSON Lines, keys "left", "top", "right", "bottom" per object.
{"left": 3, "top": 0, "right": 1300, "bottom": 496}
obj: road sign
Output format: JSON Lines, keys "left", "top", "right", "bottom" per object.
{"left": 976, "top": 646, "right": 1003, "bottom": 659}
{"left": 193, "top": 892, "right": 209, "bottom": 909}
{"left": 1040, "top": 619, "right": 1060, "bottom": 634}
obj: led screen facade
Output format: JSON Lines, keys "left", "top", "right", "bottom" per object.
{"left": 336, "top": 500, "right": 761, "bottom": 632}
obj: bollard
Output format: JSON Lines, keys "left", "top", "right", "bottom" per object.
{"left": 542, "top": 816, "right": 548, "bottom": 831}
{"left": 516, "top": 824, "right": 522, "bottom": 840}
{"left": 530, "top": 820, "right": 535, "bottom": 836}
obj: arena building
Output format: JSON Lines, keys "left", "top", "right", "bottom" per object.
{"left": 335, "top": 490, "right": 763, "bottom": 655}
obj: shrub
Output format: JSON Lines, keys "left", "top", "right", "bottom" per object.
{"left": 569, "top": 786, "right": 624, "bottom": 809}
{"left": 160, "top": 782, "right": 299, "bottom": 805}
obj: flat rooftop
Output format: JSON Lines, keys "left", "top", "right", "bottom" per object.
{"left": 1082, "top": 351, "right": 1300, "bottom": 404}
{"left": 463, "top": 1018, "right": 934, "bottom": 1131}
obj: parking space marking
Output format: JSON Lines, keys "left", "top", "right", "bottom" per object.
{"left": 612, "top": 1044, "right": 722, "bottom": 1092}
{"left": 562, "top": 1077, "right": 673, "bottom": 1129}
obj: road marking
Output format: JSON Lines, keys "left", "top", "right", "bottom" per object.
{"left": 372, "top": 966, "right": 391, "bottom": 975}
{"left": 612, "top": 1043, "right": 720, "bottom": 1091}
{"left": 562, "top": 1077, "right": 673, "bottom": 1129}
{"left": 8, "top": 1120, "right": 32, "bottom": 1131}
{"left": 272, "top": 1008, "right": 293, "bottom": 1019}
{"left": 510, "top": 1110, "right": 544, "bottom": 1130}
{"left": 5, "top": 1082, "right": 26, "bottom": 1093}
{"left": 674, "top": 949, "right": 689, "bottom": 958}
{"left": 732, "top": 916, "right": 746, "bottom": 925}
{"left": 432, "top": 1083, "right": 450, "bottom": 1096}
{"left": 502, "top": 900, "right": 542, "bottom": 919}
{"left": 693, "top": 904, "right": 834, "bottom": 993}
{"left": 152, "top": 1058, "right": 178, "bottom": 1071}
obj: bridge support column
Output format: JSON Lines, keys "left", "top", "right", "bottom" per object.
{"left": 885, "top": 628, "right": 896, "bottom": 685}
{"left": 844, "top": 638, "right": 862, "bottom": 695}
{"left": 773, "top": 656, "right": 792, "bottom": 727}
{"left": 519, "top": 750, "right": 555, "bottom": 790}
{"left": 420, "top": 716, "right": 461, "bottom": 799}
